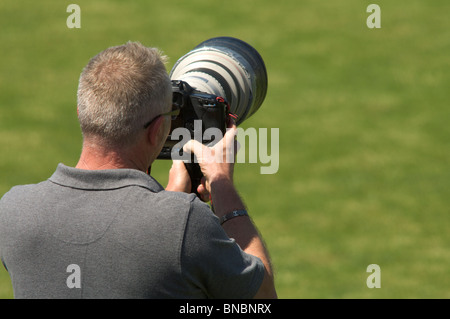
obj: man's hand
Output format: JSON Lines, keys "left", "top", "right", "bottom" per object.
{"left": 182, "top": 122, "right": 238, "bottom": 194}
{"left": 166, "top": 160, "right": 191, "bottom": 193}
{"left": 166, "top": 160, "right": 211, "bottom": 202}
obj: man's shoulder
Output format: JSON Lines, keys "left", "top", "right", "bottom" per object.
{"left": 133, "top": 188, "right": 213, "bottom": 223}
{"left": 1, "top": 180, "right": 51, "bottom": 204}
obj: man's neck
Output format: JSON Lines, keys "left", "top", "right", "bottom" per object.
{"left": 76, "top": 142, "right": 147, "bottom": 172}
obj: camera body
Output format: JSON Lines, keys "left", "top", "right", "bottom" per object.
{"left": 157, "top": 80, "right": 229, "bottom": 160}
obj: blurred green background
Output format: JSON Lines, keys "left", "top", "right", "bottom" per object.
{"left": 1, "top": 0, "right": 449, "bottom": 298}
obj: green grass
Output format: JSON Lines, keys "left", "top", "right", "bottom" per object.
{"left": 1, "top": 0, "right": 449, "bottom": 298}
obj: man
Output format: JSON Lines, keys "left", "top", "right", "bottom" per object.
{"left": 0, "top": 42, "right": 277, "bottom": 299}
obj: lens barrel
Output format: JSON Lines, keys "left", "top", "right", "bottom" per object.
{"left": 169, "top": 37, "right": 267, "bottom": 125}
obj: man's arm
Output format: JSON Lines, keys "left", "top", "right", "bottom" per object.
{"left": 208, "top": 177, "right": 277, "bottom": 298}
{"left": 181, "top": 123, "right": 277, "bottom": 299}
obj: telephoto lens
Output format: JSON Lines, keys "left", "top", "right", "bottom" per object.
{"left": 169, "top": 36, "right": 268, "bottom": 125}
{"left": 161, "top": 37, "right": 268, "bottom": 195}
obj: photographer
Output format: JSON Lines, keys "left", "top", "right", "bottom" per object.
{"left": 0, "top": 42, "right": 277, "bottom": 299}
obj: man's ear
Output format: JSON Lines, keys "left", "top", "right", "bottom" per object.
{"left": 145, "top": 116, "right": 165, "bottom": 146}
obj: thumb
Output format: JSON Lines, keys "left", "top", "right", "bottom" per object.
{"left": 171, "top": 159, "right": 186, "bottom": 168}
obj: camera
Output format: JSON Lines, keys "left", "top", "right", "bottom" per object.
{"left": 158, "top": 37, "right": 268, "bottom": 192}
{"left": 157, "top": 79, "right": 230, "bottom": 159}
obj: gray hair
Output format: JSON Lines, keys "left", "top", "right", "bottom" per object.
{"left": 77, "top": 42, "right": 172, "bottom": 147}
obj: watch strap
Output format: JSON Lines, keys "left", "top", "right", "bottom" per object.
{"left": 219, "top": 209, "right": 249, "bottom": 225}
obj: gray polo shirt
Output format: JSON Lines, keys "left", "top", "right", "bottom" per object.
{"left": 0, "top": 164, "right": 264, "bottom": 299}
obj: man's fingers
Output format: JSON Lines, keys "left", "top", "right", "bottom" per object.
{"left": 183, "top": 124, "right": 239, "bottom": 165}
{"left": 182, "top": 139, "right": 206, "bottom": 162}
{"left": 224, "top": 124, "right": 237, "bottom": 145}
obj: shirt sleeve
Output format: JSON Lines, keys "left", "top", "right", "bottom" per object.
{"left": 180, "top": 197, "right": 265, "bottom": 299}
